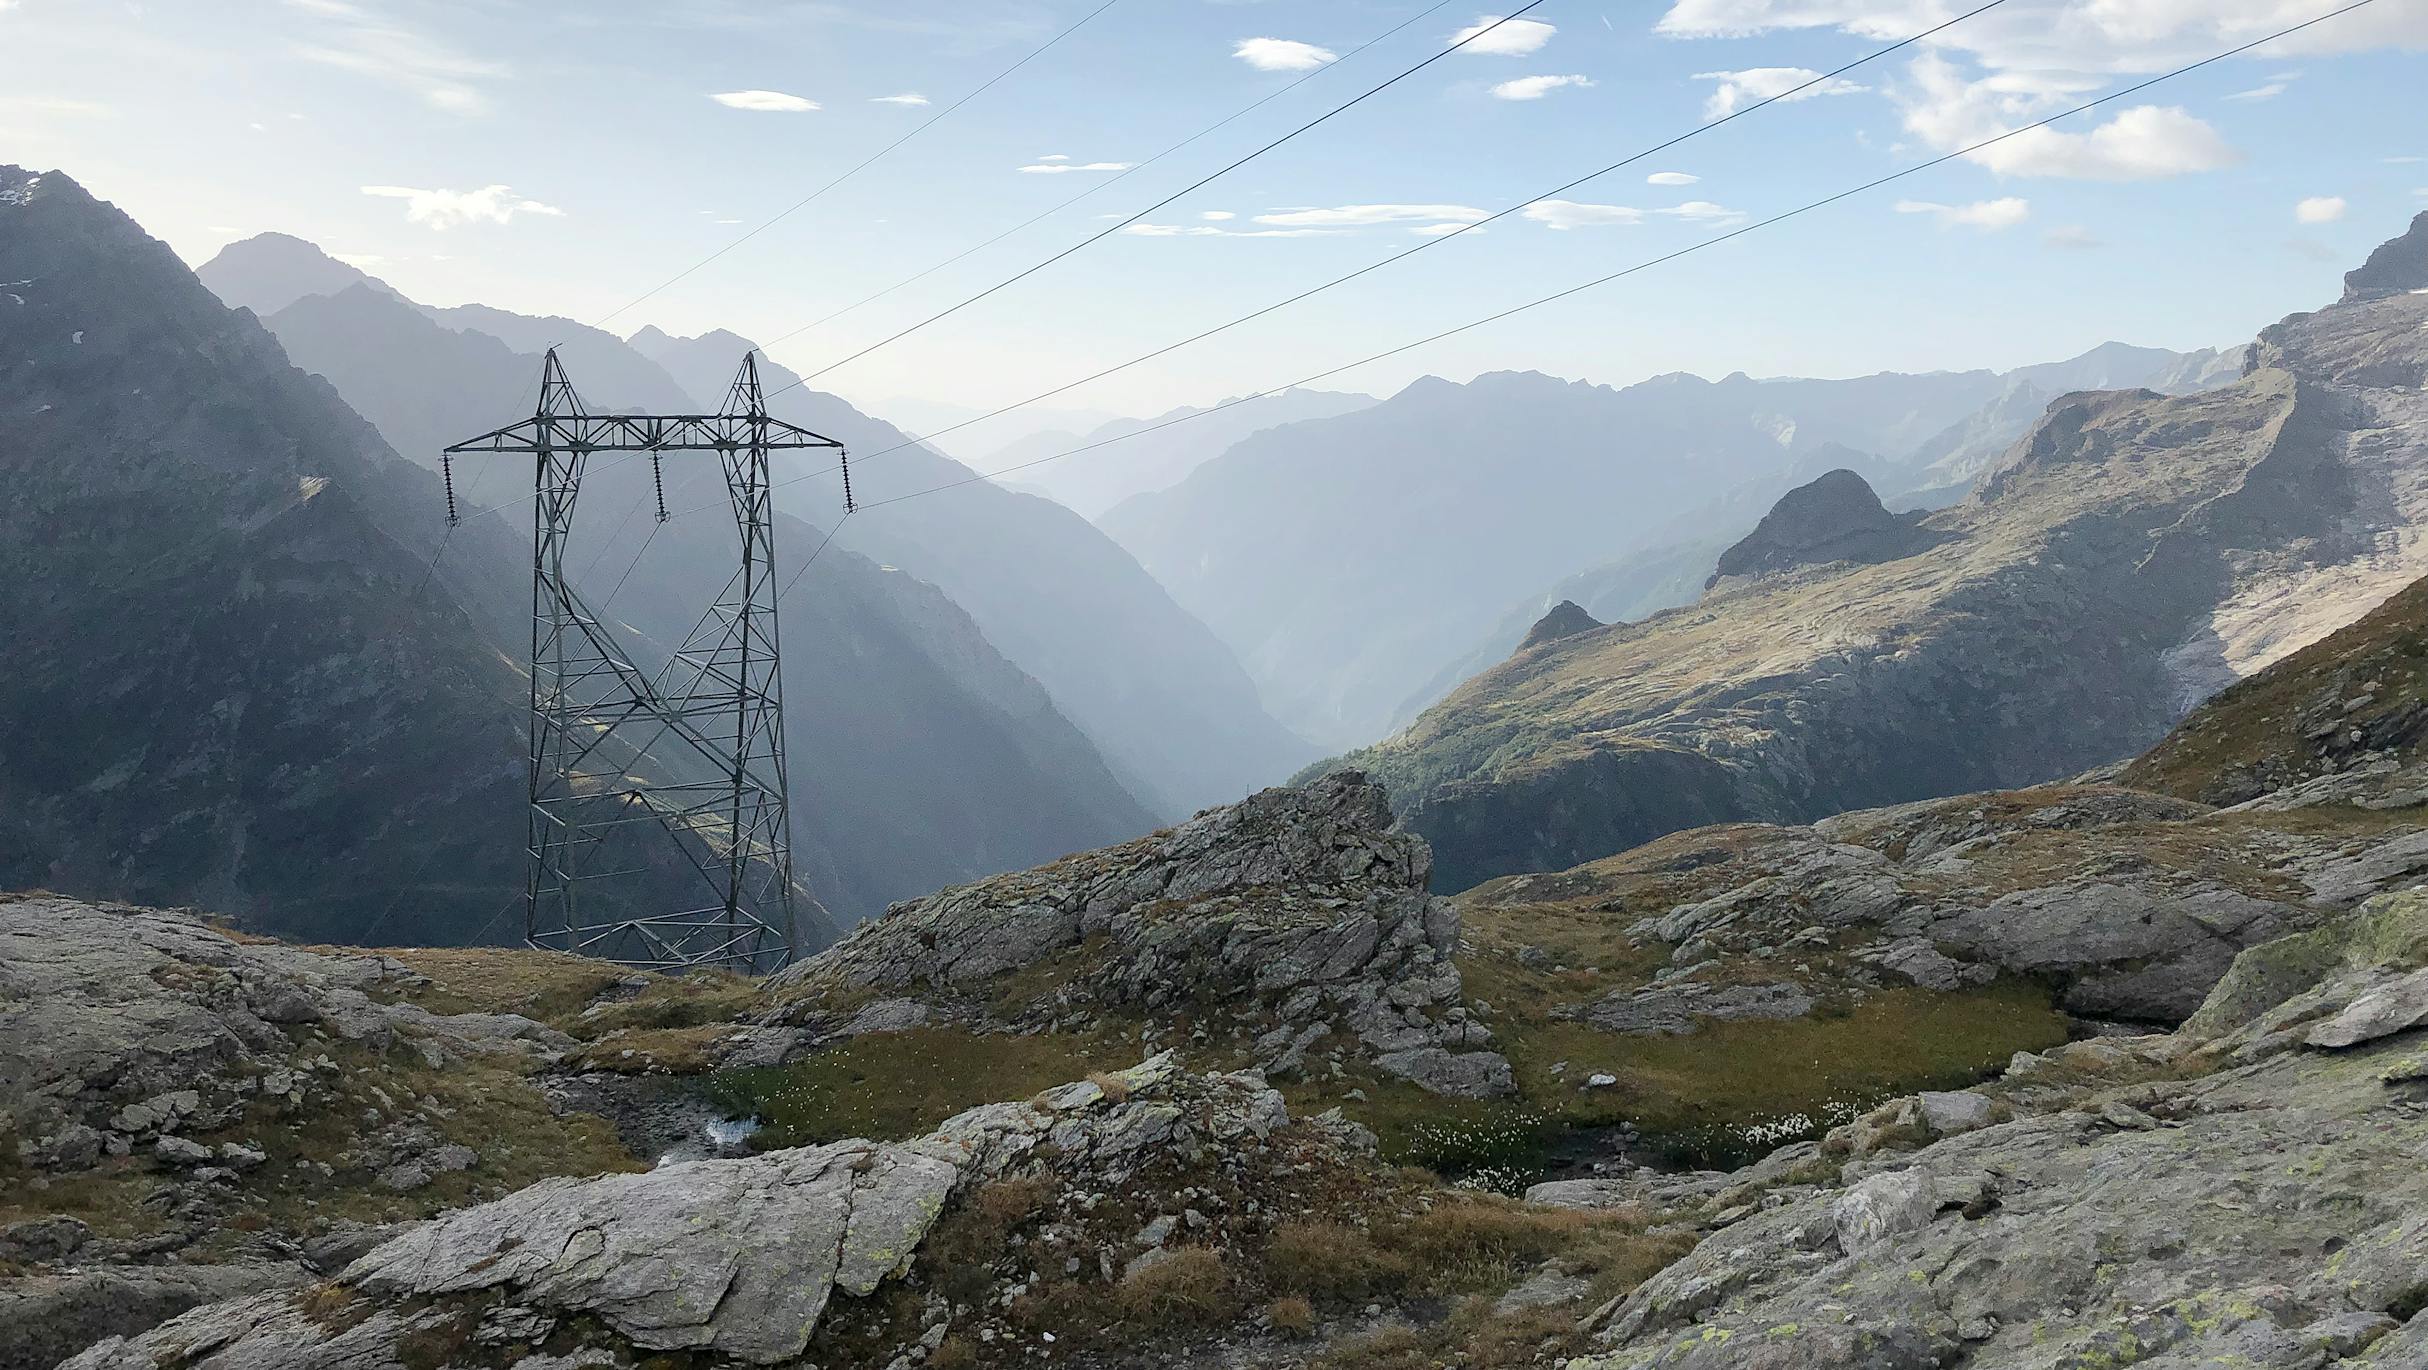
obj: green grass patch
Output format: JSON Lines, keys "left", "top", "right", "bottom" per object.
{"left": 1294, "top": 980, "right": 2068, "bottom": 1178}
{"left": 706, "top": 1027, "right": 1139, "bottom": 1147}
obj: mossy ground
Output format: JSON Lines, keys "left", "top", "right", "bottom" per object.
{"left": 707, "top": 1026, "right": 1144, "bottom": 1148}
{"left": 0, "top": 1040, "right": 640, "bottom": 1259}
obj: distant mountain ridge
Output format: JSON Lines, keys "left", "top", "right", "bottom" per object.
{"left": 1341, "top": 213, "right": 2428, "bottom": 892}
{"left": 992, "top": 387, "right": 1375, "bottom": 520}
{"left": 1105, "top": 350, "right": 2232, "bottom": 750}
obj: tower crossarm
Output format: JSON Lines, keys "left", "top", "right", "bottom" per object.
{"left": 444, "top": 412, "right": 843, "bottom": 457}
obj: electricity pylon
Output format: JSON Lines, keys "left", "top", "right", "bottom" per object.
{"left": 444, "top": 350, "right": 845, "bottom": 972}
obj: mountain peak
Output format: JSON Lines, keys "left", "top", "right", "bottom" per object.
{"left": 197, "top": 231, "right": 399, "bottom": 317}
{"left": 2342, "top": 211, "right": 2428, "bottom": 302}
{"left": 1518, "top": 599, "right": 1603, "bottom": 651}
{"left": 1707, "top": 468, "right": 1930, "bottom": 590}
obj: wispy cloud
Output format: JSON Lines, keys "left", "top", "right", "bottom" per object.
{"left": 1694, "top": 67, "right": 1865, "bottom": 119}
{"left": 1201, "top": 210, "right": 1237, "bottom": 221}
{"left": 1491, "top": 73, "right": 1592, "bottom": 100}
{"left": 361, "top": 184, "right": 563, "bottom": 229}
{"left": 1451, "top": 15, "right": 1556, "bottom": 55}
{"left": 711, "top": 89, "right": 819, "bottom": 112}
{"left": 1253, "top": 203, "right": 1490, "bottom": 228}
{"left": 2044, "top": 225, "right": 2100, "bottom": 250}
{"left": 1646, "top": 171, "right": 1699, "bottom": 186}
{"left": 1523, "top": 200, "right": 1644, "bottom": 230}
{"left": 286, "top": 0, "right": 503, "bottom": 114}
{"left": 871, "top": 92, "right": 930, "bottom": 106}
{"left": 1120, "top": 223, "right": 1347, "bottom": 238}
{"left": 1019, "top": 157, "right": 1133, "bottom": 174}
{"left": 2296, "top": 195, "right": 2347, "bottom": 224}
{"left": 2224, "top": 82, "right": 2287, "bottom": 101}
{"left": 1234, "top": 37, "right": 1337, "bottom": 71}
{"left": 1896, "top": 197, "right": 2030, "bottom": 230}
{"left": 1661, "top": 200, "right": 1747, "bottom": 226}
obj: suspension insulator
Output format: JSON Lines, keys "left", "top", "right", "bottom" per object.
{"left": 652, "top": 453, "right": 669, "bottom": 523}
{"left": 839, "top": 450, "right": 856, "bottom": 514}
{"left": 442, "top": 453, "right": 460, "bottom": 527}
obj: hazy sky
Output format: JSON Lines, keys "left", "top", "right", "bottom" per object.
{"left": 7, "top": 0, "right": 2426, "bottom": 438}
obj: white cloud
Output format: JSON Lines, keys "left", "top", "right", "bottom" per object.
{"left": 1019, "top": 159, "right": 1133, "bottom": 174}
{"left": 1895, "top": 196, "right": 2031, "bottom": 229}
{"left": 2044, "top": 224, "right": 2101, "bottom": 249}
{"left": 1647, "top": 171, "right": 1701, "bottom": 186}
{"left": 286, "top": 0, "right": 504, "bottom": 114}
{"left": 1656, "top": 2, "right": 2428, "bottom": 185}
{"left": 1654, "top": 0, "right": 2428, "bottom": 61}
{"left": 330, "top": 252, "right": 387, "bottom": 267}
{"left": 2388, "top": 156, "right": 2427, "bottom": 164}
{"left": 1491, "top": 73, "right": 1593, "bottom": 100}
{"left": 871, "top": 92, "right": 930, "bottom": 106}
{"left": 2295, "top": 195, "right": 2348, "bottom": 223}
{"left": 1899, "top": 56, "right": 2238, "bottom": 180}
{"left": 1694, "top": 67, "right": 1866, "bottom": 119}
{"left": 1450, "top": 15, "right": 1557, "bottom": 55}
{"left": 711, "top": 89, "right": 818, "bottom": 112}
{"left": 1254, "top": 203, "right": 1491, "bottom": 227}
{"left": 1661, "top": 199, "right": 1749, "bottom": 226}
{"left": 1121, "top": 223, "right": 1347, "bottom": 238}
{"left": 2225, "top": 82, "right": 2287, "bottom": 100}
{"left": 1523, "top": 199, "right": 1644, "bottom": 229}
{"left": 1201, "top": 210, "right": 1237, "bottom": 221}
{"left": 1234, "top": 37, "right": 1338, "bottom": 71}
{"left": 1411, "top": 222, "right": 1482, "bottom": 236}
{"left": 360, "top": 184, "right": 564, "bottom": 229}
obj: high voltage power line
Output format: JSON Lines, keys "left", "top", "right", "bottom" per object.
{"left": 750, "top": 0, "right": 2380, "bottom": 604}
{"left": 741, "top": 0, "right": 2012, "bottom": 491}
{"left": 411, "top": 0, "right": 1130, "bottom": 597}
{"left": 591, "top": 0, "right": 1129, "bottom": 330}
{"left": 773, "top": 1, "right": 1554, "bottom": 389}
{"left": 760, "top": 0, "right": 1471, "bottom": 350}
{"left": 440, "top": 0, "right": 1560, "bottom": 535}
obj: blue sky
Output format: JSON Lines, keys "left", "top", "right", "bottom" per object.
{"left": 6, "top": 0, "right": 2426, "bottom": 440}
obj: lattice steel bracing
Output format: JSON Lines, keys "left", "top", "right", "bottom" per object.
{"left": 443, "top": 350, "right": 845, "bottom": 972}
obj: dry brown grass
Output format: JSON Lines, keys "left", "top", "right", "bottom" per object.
{"left": 1116, "top": 1248, "right": 1237, "bottom": 1326}
{"left": 1085, "top": 1070, "right": 1134, "bottom": 1104}
{"left": 1267, "top": 1295, "right": 1316, "bottom": 1338}
{"left": 1262, "top": 1220, "right": 1405, "bottom": 1302}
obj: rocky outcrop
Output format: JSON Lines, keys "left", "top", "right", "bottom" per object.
{"left": 1521, "top": 599, "right": 1604, "bottom": 650}
{"left": 0, "top": 894, "right": 565, "bottom": 1175}
{"left": 1703, "top": 468, "right": 1940, "bottom": 590}
{"left": 60, "top": 1053, "right": 1371, "bottom": 1369}
{"left": 1464, "top": 783, "right": 2428, "bottom": 1027}
{"left": 1568, "top": 888, "right": 2428, "bottom": 1369}
{"left": 2341, "top": 208, "right": 2428, "bottom": 301}
{"left": 774, "top": 773, "right": 1513, "bottom": 1095}
{"left": 1351, "top": 218, "right": 2428, "bottom": 892}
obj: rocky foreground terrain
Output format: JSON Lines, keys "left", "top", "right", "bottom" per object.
{"left": 13, "top": 583, "right": 2428, "bottom": 1366}
{"left": 1346, "top": 214, "right": 2428, "bottom": 893}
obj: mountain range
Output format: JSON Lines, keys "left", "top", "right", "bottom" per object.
{"left": 1340, "top": 212, "right": 2428, "bottom": 892}
{"left": 207, "top": 240, "right": 1318, "bottom": 822}
{"left": 1101, "top": 345, "right": 2234, "bottom": 751}
{"left": 986, "top": 386, "right": 1375, "bottom": 519}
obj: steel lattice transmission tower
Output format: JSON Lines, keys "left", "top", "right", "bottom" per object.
{"left": 443, "top": 350, "right": 846, "bottom": 972}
